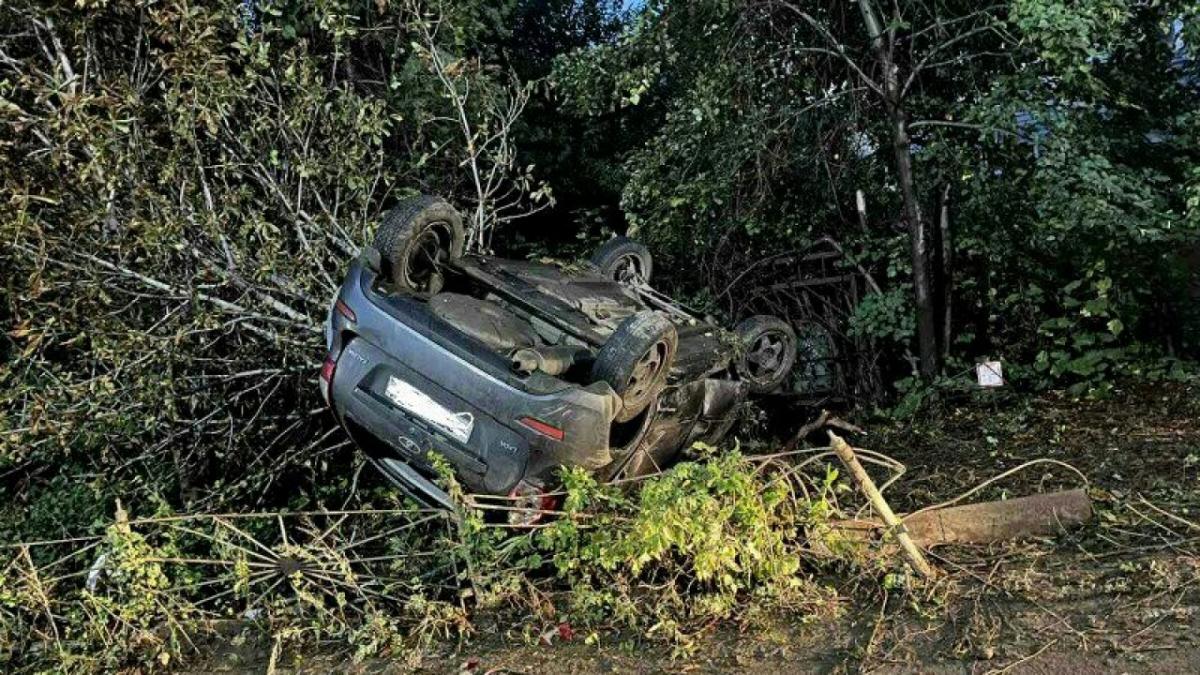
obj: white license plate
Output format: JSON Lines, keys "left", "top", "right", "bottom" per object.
{"left": 385, "top": 376, "right": 474, "bottom": 444}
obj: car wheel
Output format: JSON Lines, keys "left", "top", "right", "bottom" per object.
{"left": 590, "top": 236, "right": 653, "bottom": 284}
{"left": 373, "top": 195, "right": 464, "bottom": 297}
{"left": 734, "top": 315, "right": 798, "bottom": 394}
{"left": 592, "top": 311, "right": 677, "bottom": 422}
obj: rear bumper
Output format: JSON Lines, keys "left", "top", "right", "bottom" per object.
{"left": 325, "top": 255, "right": 621, "bottom": 498}
{"left": 364, "top": 449, "right": 457, "bottom": 510}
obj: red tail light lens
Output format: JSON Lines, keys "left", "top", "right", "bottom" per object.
{"left": 334, "top": 298, "right": 356, "bottom": 322}
{"left": 518, "top": 417, "right": 564, "bottom": 441}
{"left": 320, "top": 354, "right": 337, "bottom": 406}
{"left": 507, "top": 482, "right": 560, "bottom": 527}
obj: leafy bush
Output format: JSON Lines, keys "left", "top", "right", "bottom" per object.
{"left": 0, "top": 446, "right": 854, "bottom": 670}
{"left": 535, "top": 447, "right": 843, "bottom": 646}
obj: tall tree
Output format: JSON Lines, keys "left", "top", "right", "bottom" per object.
{"left": 554, "top": 0, "right": 1200, "bottom": 384}
{"left": 771, "top": 0, "right": 1018, "bottom": 378}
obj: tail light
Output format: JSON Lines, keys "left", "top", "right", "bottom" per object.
{"left": 507, "top": 482, "right": 559, "bottom": 527}
{"left": 319, "top": 354, "right": 336, "bottom": 405}
{"left": 334, "top": 298, "right": 356, "bottom": 322}
{"left": 518, "top": 416, "right": 564, "bottom": 441}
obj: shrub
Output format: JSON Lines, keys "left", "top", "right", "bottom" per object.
{"left": 535, "top": 446, "right": 842, "bottom": 646}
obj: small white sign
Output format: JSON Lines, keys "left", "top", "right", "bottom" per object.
{"left": 976, "top": 361, "right": 1003, "bottom": 388}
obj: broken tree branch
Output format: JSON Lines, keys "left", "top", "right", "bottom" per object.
{"left": 833, "top": 489, "right": 1093, "bottom": 547}
{"left": 779, "top": 410, "right": 866, "bottom": 456}
{"left": 904, "top": 458, "right": 1089, "bottom": 521}
{"left": 828, "top": 431, "right": 937, "bottom": 579}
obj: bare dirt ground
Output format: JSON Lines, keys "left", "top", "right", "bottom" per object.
{"left": 206, "top": 381, "right": 1200, "bottom": 674}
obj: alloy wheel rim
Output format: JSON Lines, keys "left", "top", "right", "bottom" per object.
{"left": 612, "top": 253, "right": 645, "bottom": 284}
{"left": 746, "top": 331, "right": 789, "bottom": 381}
{"left": 625, "top": 341, "right": 668, "bottom": 401}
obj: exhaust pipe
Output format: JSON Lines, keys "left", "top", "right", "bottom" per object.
{"left": 511, "top": 345, "right": 591, "bottom": 376}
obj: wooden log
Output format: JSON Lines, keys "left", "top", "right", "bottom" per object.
{"left": 830, "top": 489, "right": 1093, "bottom": 548}
{"left": 827, "top": 431, "right": 937, "bottom": 579}
{"left": 902, "top": 489, "right": 1092, "bottom": 546}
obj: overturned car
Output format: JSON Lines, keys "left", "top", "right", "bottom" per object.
{"left": 321, "top": 196, "right": 798, "bottom": 519}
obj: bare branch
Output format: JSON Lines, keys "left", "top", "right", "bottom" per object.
{"left": 903, "top": 21, "right": 1008, "bottom": 95}
{"left": 767, "top": 1, "right": 885, "bottom": 96}
{"left": 908, "top": 119, "right": 1015, "bottom": 137}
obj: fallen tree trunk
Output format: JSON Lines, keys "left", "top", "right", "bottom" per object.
{"left": 833, "top": 489, "right": 1093, "bottom": 548}
{"left": 904, "top": 488, "right": 1092, "bottom": 546}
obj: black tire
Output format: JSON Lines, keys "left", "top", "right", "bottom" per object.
{"left": 592, "top": 311, "right": 677, "bottom": 422}
{"left": 734, "top": 315, "right": 798, "bottom": 394}
{"left": 373, "top": 195, "right": 465, "bottom": 297}
{"left": 590, "top": 236, "right": 653, "bottom": 284}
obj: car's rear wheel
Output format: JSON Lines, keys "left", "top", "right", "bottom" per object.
{"left": 734, "top": 315, "right": 798, "bottom": 394}
{"left": 590, "top": 236, "right": 653, "bottom": 284}
{"left": 592, "top": 311, "right": 677, "bottom": 422}
{"left": 374, "top": 195, "right": 464, "bottom": 297}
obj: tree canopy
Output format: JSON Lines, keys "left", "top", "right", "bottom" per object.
{"left": 552, "top": 0, "right": 1200, "bottom": 383}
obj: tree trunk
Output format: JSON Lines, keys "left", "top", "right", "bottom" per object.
{"left": 891, "top": 114, "right": 939, "bottom": 379}
{"left": 857, "top": 0, "right": 940, "bottom": 378}
{"left": 973, "top": 257, "right": 992, "bottom": 356}
{"left": 938, "top": 183, "right": 953, "bottom": 359}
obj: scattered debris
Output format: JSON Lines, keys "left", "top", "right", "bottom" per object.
{"left": 539, "top": 622, "right": 575, "bottom": 645}
{"left": 84, "top": 553, "right": 108, "bottom": 593}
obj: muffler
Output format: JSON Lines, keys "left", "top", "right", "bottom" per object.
{"left": 511, "top": 345, "right": 591, "bottom": 376}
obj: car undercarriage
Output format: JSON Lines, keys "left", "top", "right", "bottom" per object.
{"left": 322, "top": 195, "right": 800, "bottom": 519}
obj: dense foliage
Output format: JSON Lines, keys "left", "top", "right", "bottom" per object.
{"left": 1, "top": 450, "right": 849, "bottom": 670}
{"left": 554, "top": 0, "right": 1200, "bottom": 383}
{"left": 1, "top": 0, "right": 555, "bottom": 535}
